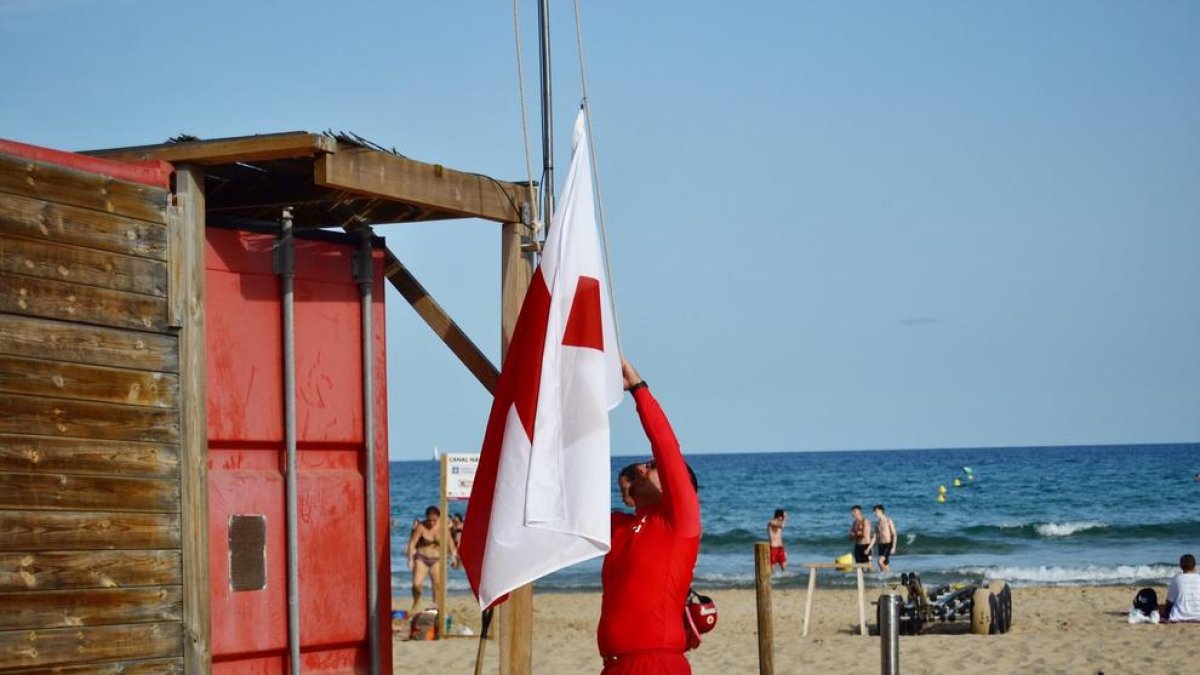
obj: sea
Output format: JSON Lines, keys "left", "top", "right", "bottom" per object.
{"left": 389, "top": 443, "right": 1198, "bottom": 595}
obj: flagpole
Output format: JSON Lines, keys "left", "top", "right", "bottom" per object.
{"left": 538, "top": 0, "right": 555, "bottom": 230}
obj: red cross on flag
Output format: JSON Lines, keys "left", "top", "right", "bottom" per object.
{"left": 459, "top": 111, "right": 623, "bottom": 609}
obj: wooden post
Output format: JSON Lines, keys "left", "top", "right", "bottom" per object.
{"left": 754, "top": 543, "right": 774, "bottom": 675}
{"left": 498, "top": 221, "right": 535, "bottom": 675}
{"left": 437, "top": 454, "right": 450, "bottom": 638}
{"left": 176, "top": 164, "right": 211, "bottom": 674}
{"left": 802, "top": 566, "right": 817, "bottom": 637}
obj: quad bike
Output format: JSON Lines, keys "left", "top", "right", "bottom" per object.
{"left": 881, "top": 572, "right": 1013, "bottom": 636}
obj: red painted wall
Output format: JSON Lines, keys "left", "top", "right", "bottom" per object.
{"left": 205, "top": 228, "right": 391, "bottom": 674}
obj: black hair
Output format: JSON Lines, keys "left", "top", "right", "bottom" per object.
{"left": 1183, "top": 554, "right": 1196, "bottom": 572}
{"left": 618, "top": 463, "right": 639, "bottom": 482}
{"left": 425, "top": 505, "right": 440, "bottom": 518}
{"left": 618, "top": 460, "right": 700, "bottom": 491}
{"left": 851, "top": 504, "right": 862, "bottom": 512}
{"left": 873, "top": 504, "right": 885, "bottom": 513}
{"left": 774, "top": 509, "right": 786, "bottom": 519}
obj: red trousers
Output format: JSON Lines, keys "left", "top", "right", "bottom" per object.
{"left": 601, "top": 651, "right": 690, "bottom": 675}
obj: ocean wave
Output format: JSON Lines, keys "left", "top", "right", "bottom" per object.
{"left": 963, "top": 520, "right": 1199, "bottom": 540}
{"left": 1033, "top": 521, "right": 1107, "bottom": 537}
{"left": 701, "top": 529, "right": 1008, "bottom": 554}
{"left": 961, "top": 564, "right": 1178, "bottom": 586}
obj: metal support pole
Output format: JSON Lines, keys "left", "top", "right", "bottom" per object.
{"left": 879, "top": 593, "right": 900, "bottom": 675}
{"left": 274, "top": 208, "right": 301, "bottom": 674}
{"left": 538, "top": 0, "right": 555, "bottom": 226}
{"left": 355, "top": 229, "right": 380, "bottom": 674}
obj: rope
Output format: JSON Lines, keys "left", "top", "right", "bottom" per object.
{"left": 572, "top": 0, "right": 623, "bottom": 351}
{"left": 512, "top": 0, "right": 540, "bottom": 234}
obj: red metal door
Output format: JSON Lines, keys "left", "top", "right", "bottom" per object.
{"left": 205, "top": 228, "right": 391, "bottom": 674}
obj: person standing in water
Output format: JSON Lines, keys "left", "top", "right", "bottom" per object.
{"left": 767, "top": 509, "right": 788, "bottom": 573}
{"left": 849, "top": 505, "right": 873, "bottom": 566}
{"left": 873, "top": 504, "right": 898, "bottom": 571}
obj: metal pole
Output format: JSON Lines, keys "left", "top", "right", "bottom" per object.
{"left": 538, "top": 0, "right": 555, "bottom": 226}
{"left": 275, "top": 208, "right": 301, "bottom": 674}
{"left": 356, "top": 230, "right": 380, "bottom": 674}
{"left": 879, "top": 593, "right": 900, "bottom": 675}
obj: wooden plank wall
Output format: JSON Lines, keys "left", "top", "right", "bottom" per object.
{"left": 0, "top": 151, "right": 185, "bottom": 673}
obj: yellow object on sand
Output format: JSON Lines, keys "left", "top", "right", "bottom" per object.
{"left": 835, "top": 553, "right": 854, "bottom": 572}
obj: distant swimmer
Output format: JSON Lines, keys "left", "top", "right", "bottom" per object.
{"left": 873, "top": 504, "right": 897, "bottom": 572}
{"left": 767, "top": 509, "right": 788, "bottom": 573}
{"left": 849, "top": 505, "right": 873, "bottom": 566}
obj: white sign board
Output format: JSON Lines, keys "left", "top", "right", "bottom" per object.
{"left": 445, "top": 453, "right": 479, "bottom": 501}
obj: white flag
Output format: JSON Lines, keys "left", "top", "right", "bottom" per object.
{"left": 459, "top": 112, "right": 623, "bottom": 609}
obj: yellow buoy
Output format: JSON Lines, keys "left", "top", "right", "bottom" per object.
{"left": 937, "top": 494, "right": 946, "bottom": 503}
{"left": 954, "top": 478, "right": 962, "bottom": 487}
{"left": 938, "top": 485, "right": 947, "bottom": 494}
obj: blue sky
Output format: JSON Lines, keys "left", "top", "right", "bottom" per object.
{"left": 3, "top": 1, "right": 1197, "bottom": 460}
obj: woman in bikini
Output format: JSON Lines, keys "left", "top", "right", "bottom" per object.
{"left": 406, "top": 505, "right": 459, "bottom": 612}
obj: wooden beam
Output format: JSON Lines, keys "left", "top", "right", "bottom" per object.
{"left": 0, "top": 622, "right": 183, "bottom": 670}
{"left": 0, "top": 656, "right": 184, "bottom": 674}
{"left": 0, "top": 394, "right": 179, "bottom": 443}
{"left": 498, "top": 221, "right": 535, "bottom": 675}
{"left": 0, "top": 152, "right": 169, "bottom": 225}
{"left": 0, "top": 586, "right": 183, "bottom": 631}
{"left": 0, "top": 472, "right": 179, "bottom": 513}
{"left": 0, "top": 191, "right": 169, "bottom": 261}
{"left": 0, "top": 273, "right": 169, "bottom": 333}
{"left": 0, "top": 234, "right": 167, "bottom": 297}
{"left": 0, "top": 511, "right": 180, "bottom": 551}
{"left": 174, "top": 165, "right": 211, "bottom": 675}
{"left": 84, "top": 132, "right": 336, "bottom": 166}
{"left": 381, "top": 249, "right": 498, "bottom": 394}
{"left": 317, "top": 148, "right": 531, "bottom": 223}
{"left": 0, "top": 355, "right": 179, "bottom": 408}
{"left": 0, "top": 315, "right": 179, "bottom": 373}
{"left": 0, "top": 435, "right": 179, "bottom": 478}
{"left": 0, "top": 550, "right": 181, "bottom": 592}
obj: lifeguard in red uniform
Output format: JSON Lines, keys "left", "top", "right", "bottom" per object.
{"left": 597, "top": 359, "right": 701, "bottom": 674}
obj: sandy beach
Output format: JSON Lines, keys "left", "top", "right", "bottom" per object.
{"left": 394, "top": 585, "right": 1194, "bottom": 674}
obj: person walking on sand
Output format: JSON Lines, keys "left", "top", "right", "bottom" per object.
{"left": 849, "top": 505, "right": 873, "bottom": 566}
{"left": 599, "top": 359, "right": 701, "bottom": 675}
{"left": 405, "top": 506, "right": 458, "bottom": 612}
{"left": 767, "top": 509, "right": 788, "bottom": 573}
{"left": 873, "top": 504, "right": 898, "bottom": 572}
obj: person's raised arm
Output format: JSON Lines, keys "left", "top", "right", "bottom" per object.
{"left": 623, "top": 359, "right": 700, "bottom": 539}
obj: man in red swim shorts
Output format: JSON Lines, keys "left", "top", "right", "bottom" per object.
{"left": 597, "top": 359, "right": 701, "bottom": 674}
{"left": 767, "top": 509, "right": 788, "bottom": 573}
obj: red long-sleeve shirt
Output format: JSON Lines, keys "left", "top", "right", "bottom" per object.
{"left": 597, "top": 386, "right": 701, "bottom": 658}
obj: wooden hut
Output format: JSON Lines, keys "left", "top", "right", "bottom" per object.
{"left": 0, "top": 133, "right": 535, "bottom": 674}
